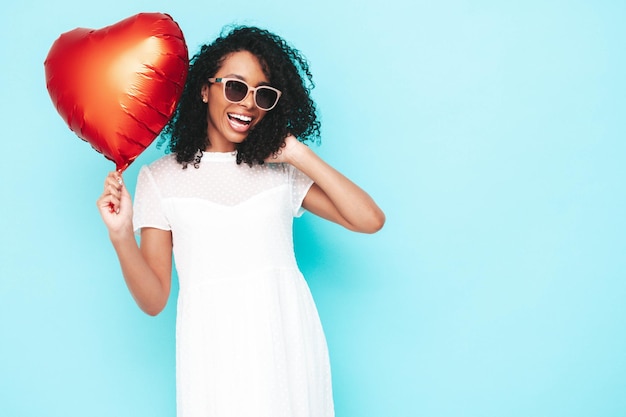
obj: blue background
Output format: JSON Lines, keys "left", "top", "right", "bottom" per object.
{"left": 1, "top": 0, "right": 625, "bottom": 416}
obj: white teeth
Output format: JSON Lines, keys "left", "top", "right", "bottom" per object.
{"left": 229, "top": 113, "right": 252, "bottom": 122}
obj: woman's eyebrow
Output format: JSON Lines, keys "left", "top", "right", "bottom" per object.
{"left": 222, "top": 73, "right": 271, "bottom": 86}
{"left": 223, "top": 73, "right": 245, "bottom": 80}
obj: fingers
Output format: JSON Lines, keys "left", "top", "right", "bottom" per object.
{"left": 105, "top": 171, "right": 123, "bottom": 189}
{"left": 98, "top": 171, "right": 125, "bottom": 214}
{"left": 266, "top": 135, "right": 307, "bottom": 164}
{"left": 97, "top": 191, "right": 120, "bottom": 215}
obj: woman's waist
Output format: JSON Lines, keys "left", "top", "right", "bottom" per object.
{"left": 176, "top": 263, "right": 304, "bottom": 293}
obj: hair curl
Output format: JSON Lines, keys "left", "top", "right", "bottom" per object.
{"left": 159, "top": 25, "right": 320, "bottom": 167}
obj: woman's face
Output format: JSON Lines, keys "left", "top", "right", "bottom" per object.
{"left": 201, "top": 50, "right": 270, "bottom": 152}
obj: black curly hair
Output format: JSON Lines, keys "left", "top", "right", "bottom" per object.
{"left": 159, "top": 25, "right": 321, "bottom": 167}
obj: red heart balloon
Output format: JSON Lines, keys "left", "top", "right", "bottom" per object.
{"left": 44, "top": 13, "right": 189, "bottom": 171}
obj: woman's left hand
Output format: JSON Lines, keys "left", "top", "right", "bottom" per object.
{"left": 266, "top": 134, "right": 385, "bottom": 234}
{"left": 265, "top": 134, "right": 302, "bottom": 164}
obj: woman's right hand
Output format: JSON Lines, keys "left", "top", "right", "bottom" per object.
{"left": 96, "top": 172, "right": 173, "bottom": 316}
{"left": 97, "top": 171, "right": 133, "bottom": 236}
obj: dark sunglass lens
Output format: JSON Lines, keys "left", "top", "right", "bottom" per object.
{"left": 256, "top": 88, "right": 278, "bottom": 109}
{"left": 224, "top": 80, "right": 248, "bottom": 102}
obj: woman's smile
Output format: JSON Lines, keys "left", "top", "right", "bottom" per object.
{"left": 227, "top": 112, "right": 253, "bottom": 133}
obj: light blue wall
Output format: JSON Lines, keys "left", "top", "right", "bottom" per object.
{"left": 1, "top": 1, "right": 625, "bottom": 416}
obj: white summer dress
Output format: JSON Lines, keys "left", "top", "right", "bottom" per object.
{"left": 132, "top": 151, "right": 334, "bottom": 417}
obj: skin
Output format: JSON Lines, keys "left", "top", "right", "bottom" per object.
{"left": 97, "top": 50, "right": 385, "bottom": 316}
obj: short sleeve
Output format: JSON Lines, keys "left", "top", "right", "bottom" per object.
{"left": 288, "top": 165, "right": 314, "bottom": 217}
{"left": 132, "top": 165, "right": 171, "bottom": 233}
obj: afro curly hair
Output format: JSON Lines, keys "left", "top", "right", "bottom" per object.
{"left": 159, "top": 25, "right": 321, "bottom": 167}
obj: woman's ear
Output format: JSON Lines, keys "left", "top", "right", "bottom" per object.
{"left": 201, "top": 85, "right": 209, "bottom": 103}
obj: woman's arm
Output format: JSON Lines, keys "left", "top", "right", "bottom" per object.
{"left": 273, "top": 135, "right": 385, "bottom": 233}
{"left": 97, "top": 172, "right": 173, "bottom": 316}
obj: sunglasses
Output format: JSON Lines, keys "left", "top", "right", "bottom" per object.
{"left": 208, "top": 77, "right": 282, "bottom": 111}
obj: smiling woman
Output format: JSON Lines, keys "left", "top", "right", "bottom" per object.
{"left": 162, "top": 26, "right": 322, "bottom": 168}
{"left": 202, "top": 51, "right": 272, "bottom": 149}
{"left": 96, "top": 25, "right": 385, "bottom": 417}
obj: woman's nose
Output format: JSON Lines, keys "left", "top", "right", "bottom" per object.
{"left": 239, "top": 90, "right": 255, "bottom": 109}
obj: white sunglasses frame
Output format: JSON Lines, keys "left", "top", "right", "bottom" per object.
{"left": 208, "top": 77, "right": 282, "bottom": 111}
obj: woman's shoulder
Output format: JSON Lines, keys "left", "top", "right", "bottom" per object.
{"left": 141, "top": 154, "right": 188, "bottom": 176}
{"left": 137, "top": 154, "right": 187, "bottom": 187}
{"left": 144, "top": 153, "right": 180, "bottom": 172}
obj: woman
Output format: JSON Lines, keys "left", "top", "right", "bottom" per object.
{"left": 98, "top": 26, "right": 384, "bottom": 417}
